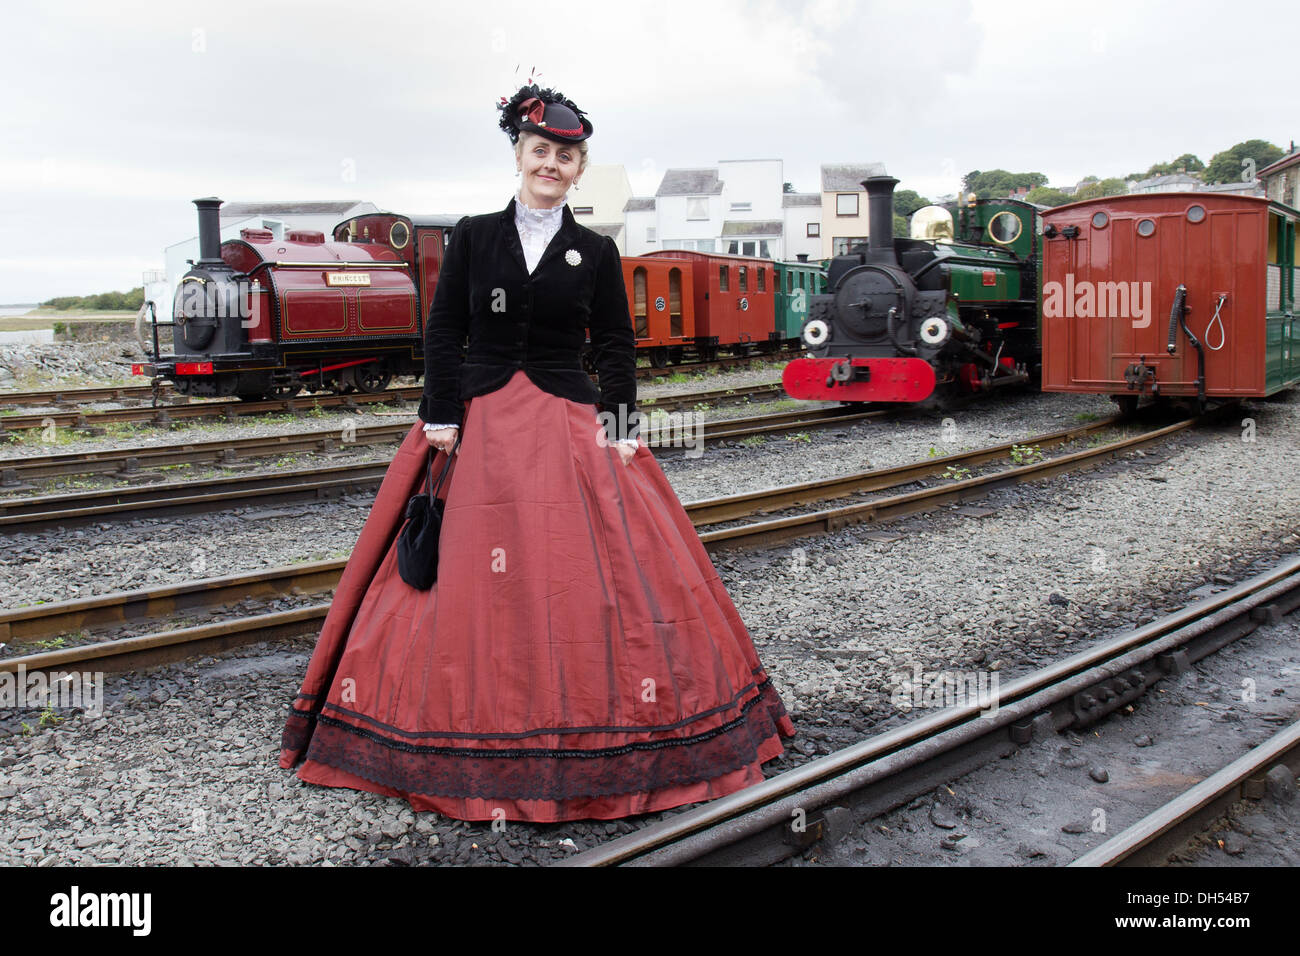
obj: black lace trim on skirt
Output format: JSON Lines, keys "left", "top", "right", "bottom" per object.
{"left": 282, "top": 680, "right": 790, "bottom": 801}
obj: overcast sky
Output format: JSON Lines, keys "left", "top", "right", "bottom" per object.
{"left": 2, "top": 0, "right": 1296, "bottom": 303}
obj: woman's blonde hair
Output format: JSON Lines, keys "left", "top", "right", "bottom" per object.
{"left": 515, "top": 132, "right": 589, "bottom": 176}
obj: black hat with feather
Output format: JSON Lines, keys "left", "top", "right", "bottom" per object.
{"left": 498, "top": 84, "right": 593, "bottom": 144}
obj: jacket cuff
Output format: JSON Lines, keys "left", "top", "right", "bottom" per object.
{"left": 418, "top": 395, "right": 464, "bottom": 429}
{"left": 422, "top": 422, "right": 460, "bottom": 433}
{"left": 597, "top": 401, "right": 640, "bottom": 443}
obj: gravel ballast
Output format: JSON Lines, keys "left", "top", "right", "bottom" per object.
{"left": 1, "top": 387, "right": 1297, "bottom": 865}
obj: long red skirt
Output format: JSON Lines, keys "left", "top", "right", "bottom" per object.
{"left": 279, "top": 369, "right": 795, "bottom": 822}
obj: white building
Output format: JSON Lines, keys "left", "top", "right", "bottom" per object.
{"left": 1128, "top": 173, "right": 1202, "bottom": 194}
{"left": 623, "top": 158, "right": 840, "bottom": 260}
{"left": 570, "top": 164, "right": 633, "bottom": 252}
{"left": 156, "top": 199, "right": 378, "bottom": 319}
{"left": 782, "top": 192, "right": 823, "bottom": 261}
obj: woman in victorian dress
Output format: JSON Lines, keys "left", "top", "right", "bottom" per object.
{"left": 279, "top": 85, "right": 794, "bottom": 822}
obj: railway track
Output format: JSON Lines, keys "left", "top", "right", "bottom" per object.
{"left": 0, "top": 384, "right": 169, "bottom": 406}
{"left": 0, "top": 402, "right": 873, "bottom": 525}
{"left": 0, "top": 381, "right": 791, "bottom": 484}
{"left": 0, "top": 351, "right": 800, "bottom": 416}
{"left": 1070, "top": 717, "right": 1300, "bottom": 867}
{"left": 0, "top": 379, "right": 788, "bottom": 437}
{"left": 3, "top": 410, "right": 1205, "bottom": 666}
{"left": 551, "top": 551, "right": 1300, "bottom": 866}
{"left": 0, "top": 387, "right": 427, "bottom": 432}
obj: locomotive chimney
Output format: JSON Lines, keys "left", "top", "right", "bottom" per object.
{"left": 863, "top": 175, "right": 900, "bottom": 263}
{"left": 193, "top": 197, "right": 224, "bottom": 266}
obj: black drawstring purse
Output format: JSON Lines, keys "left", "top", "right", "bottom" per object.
{"left": 397, "top": 431, "right": 462, "bottom": 590}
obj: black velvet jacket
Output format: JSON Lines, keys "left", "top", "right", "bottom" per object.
{"left": 417, "top": 198, "right": 639, "bottom": 441}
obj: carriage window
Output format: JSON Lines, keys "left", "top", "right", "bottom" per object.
{"left": 1186, "top": 205, "right": 1206, "bottom": 223}
{"left": 757, "top": 268, "right": 766, "bottom": 292}
{"left": 669, "top": 268, "right": 683, "bottom": 338}
{"left": 1091, "top": 211, "right": 1109, "bottom": 229}
{"left": 1137, "top": 218, "right": 1156, "bottom": 237}
{"left": 785, "top": 271, "right": 792, "bottom": 293}
{"left": 739, "top": 266, "right": 748, "bottom": 292}
{"left": 632, "top": 268, "right": 648, "bottom": 339}
{"left": 719, "top": 265, "right": 729, "bottom": 292}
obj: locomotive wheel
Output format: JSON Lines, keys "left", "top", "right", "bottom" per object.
{"left": 649, "top": 347, "right": 669, "bottom": 369}
{"left": 354, "top": 366, "right": 392, "bottom": 394}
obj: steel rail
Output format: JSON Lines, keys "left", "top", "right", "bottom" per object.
{"left": 1, "top": 414, "right": 1195, "bottom": 647}
{"left": 0, "top": 561, "right": 344, "bottom": 645}
{"left": 554, "top": 552, "right": 1300, "bottom": 867}
{"left": 0, "top": 385, "right": 169, "bottom": 407}
{"left": 1070, "top": 718, "right": 1300, "bottom": 867}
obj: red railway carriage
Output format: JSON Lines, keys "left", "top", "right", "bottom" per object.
{"left": 1041, "top": 193, "right": 1300, "bottom": 410}
{"left": 621, "top": 256, "right": 696, "bottom": 367}
{"left": 639, "top": 251, "right": 775, "bottom": 361}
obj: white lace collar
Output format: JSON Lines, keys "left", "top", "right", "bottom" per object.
{"left": 514, "top": 192, "right": 567, "bottom": 226}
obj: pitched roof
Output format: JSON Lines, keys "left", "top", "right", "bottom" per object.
{"left": 1131, "top": 173, "right": 1200, "bottom": 190}
{"left": 587, "top": 223, "right": 625, "bottom": 240}
{"left": 1259, "top": 148, "right": 1300, "bottom": 178}
{"left": 782, "top": 192, "right": 821, "bottom": 207}
{"left": 219, "top": 200, "right": 372, "bottom": 219}
{"left": 820, "top": 164, "right": 888, "bottom": 192}
{"left": 656, "top": 168, "right": 724, "bottom": 196}
{"left": 623, "top": 197, "right": 656, "bottom": 212}
{"left": 721, "top": 220, "right": 783, "bottom": 236}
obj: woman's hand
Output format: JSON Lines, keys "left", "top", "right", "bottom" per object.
{"left": 425, "top": 426, "right": 459, "bottom": 455}
{"left": 614, "top": 439, "right": 639, "bottom": 467}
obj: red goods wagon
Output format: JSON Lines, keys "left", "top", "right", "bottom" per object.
{"left": 1041, "top": 193, "right": 1300, "bottom": 410}
{"left": 640, "top": 251, "right": 775, "bottom": 360}
{"left": 621, "top": 256, "right": 696, "bottom": 367}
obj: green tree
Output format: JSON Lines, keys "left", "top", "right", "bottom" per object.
{"left": 1073, "top": 178, "right": 1129, "bottom": 201}
{"left": 893, "top": 189, "right": 932, "bottom": 218}
{"left": 40, "top": 286, "right": 144, "bottom": 311}
{"left": 1132, "top": 153, "right": 1206, "bottom": 180}
{"left": 1024, "top": 186, "right": 1073, "bottom": 207}
{"left": 893, "top": 213, "right": 910, "bottom": 238}
{"left": 1204, "top": 140, "right": 1284, "bottom": 184}
{"left": 962, "top": 169, "right": 1049, "bottom": 200}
